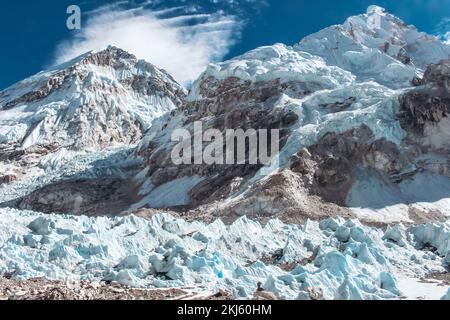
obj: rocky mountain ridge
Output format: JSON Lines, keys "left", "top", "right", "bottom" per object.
{"left": 0, "top": 46, "right": 185, "bottom": 152}
{"left": 130, "top": 6, "right": 450, "bottom": 224}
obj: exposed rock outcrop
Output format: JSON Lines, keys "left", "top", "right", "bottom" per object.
{"left": 133, "top": 76, "right": 306, "bottom": 210}
{"left": 398, "top": 60, "right": 450, "bottom": 149}
{"left": 18, "top": 179, "right": 132, "bottom": 216}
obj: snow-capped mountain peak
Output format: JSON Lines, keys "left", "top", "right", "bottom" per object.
{"left": 0, "top": 46, "right": 186, "bottom": 151}
{"left": 296, "top": 6, "right": 450, "bottom": 87}
{"left": 345, "top": 5, "right": 449, "bottom": 68}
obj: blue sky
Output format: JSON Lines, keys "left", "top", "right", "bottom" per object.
{"left": 0, "top": 0, "right": 449, "bottom": 89}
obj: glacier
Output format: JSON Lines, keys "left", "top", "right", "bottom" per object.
{"left": 0, "top": 207, "right": 448, "bottom": 300}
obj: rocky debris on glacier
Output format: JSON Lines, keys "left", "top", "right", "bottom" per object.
{"left": 0, "top": 146, "right": 144, "bottom": 216}
{"left": 0, "top": 207, "right": 448, "bottom": 300}
{"left": 0, "top": 277, "right": 187, "bottom": 300}
{"left": 18, "top": 179, "right": 130, "bottom": 216}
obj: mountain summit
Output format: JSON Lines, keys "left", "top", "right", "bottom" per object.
{"left": 0, "top": 46, "right": 185, "bottom": 151}
{"left": 297, "top": 5, "right": 450, "bottom": 87}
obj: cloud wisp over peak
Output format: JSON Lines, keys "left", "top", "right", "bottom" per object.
{"left": 435, "top": 17, "right": 450, "bottom": 44}
{"left": 54, "top": 2, "right": 244, "bottom": 86}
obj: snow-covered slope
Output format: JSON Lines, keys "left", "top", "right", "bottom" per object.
{"left": 189, "top": 43, "right": 356, "bottom": 96}
{"left": 0, "top": 46, "right": 185, "bottom": 151}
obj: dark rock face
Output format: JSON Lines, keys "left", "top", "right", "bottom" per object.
{"left": 18, "top": 179, "right": 133, "bottom": 216}
{"left": 135, "top": 77, "right": 307, "bottom": 208}
{"left": 182, "top": 77, "right": 305, "bottom": 130}
{"left": 398, "top": 90, "right": 450, "bottom": 135}
{"left": 289, "top": 125, "right": 405, "bottom": 206}
{"left": 0, "top": 174, "right": 17, "bottom": 185}
{"left": 398, "top": 60, "right": 450, "bottom": 136}
{"left": 422, "top": 60, "right": 450, "bottom": 88}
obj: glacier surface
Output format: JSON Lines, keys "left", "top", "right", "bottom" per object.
{"left": 0, "top": 207, "right": 448, "bottom": 300}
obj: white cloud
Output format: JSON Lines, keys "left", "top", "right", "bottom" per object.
{"left": 435, "top": 17, "right": 450, "bottom": 44}
{"left": 54, "top": 3, "right": 242, "bottom": 86}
